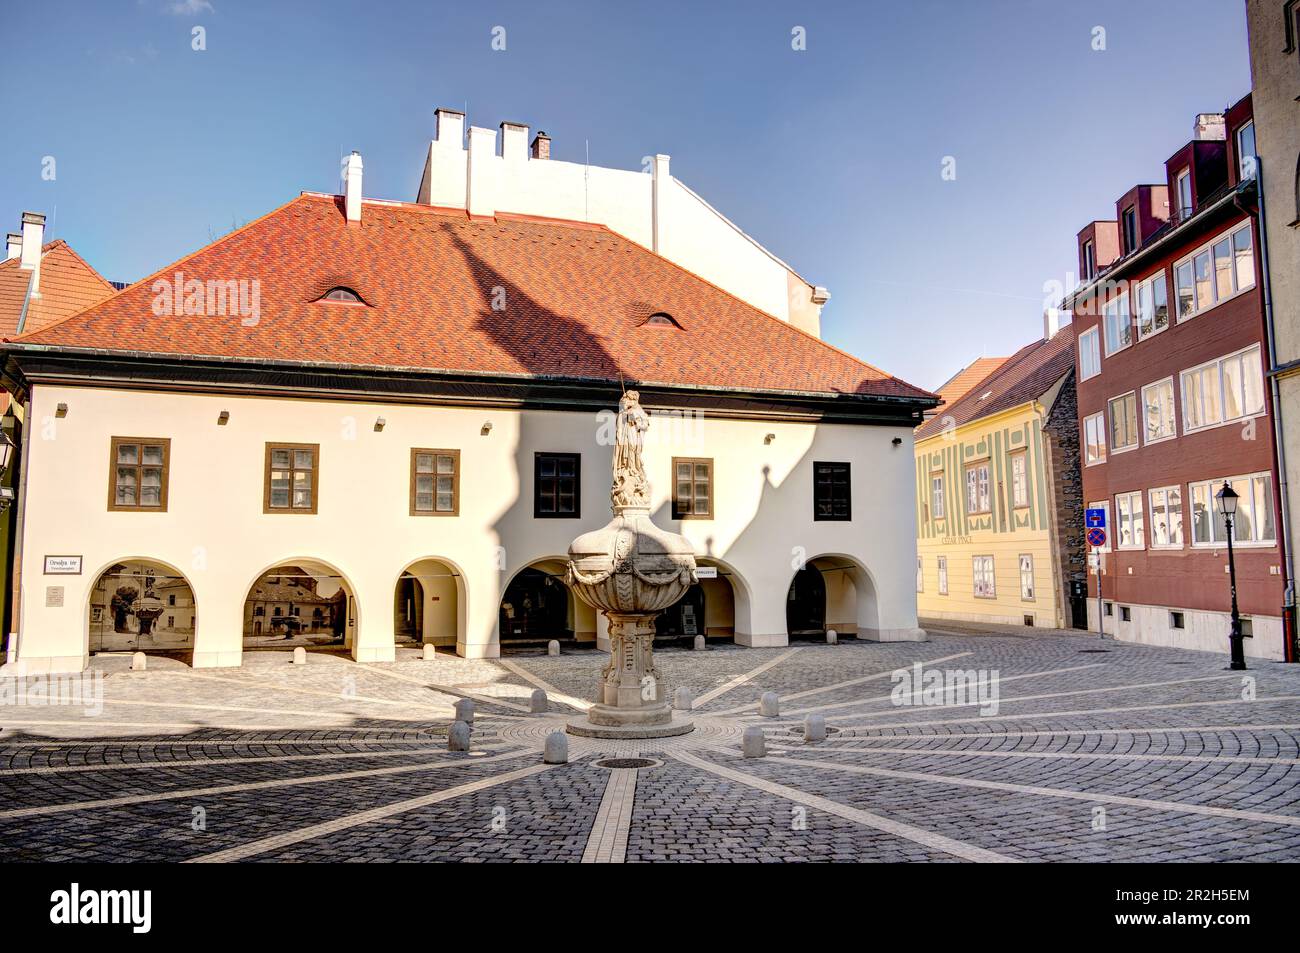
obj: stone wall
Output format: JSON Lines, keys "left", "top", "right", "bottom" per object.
{"left": 1044, "top": 367, "right": 1085, "bottom": 625}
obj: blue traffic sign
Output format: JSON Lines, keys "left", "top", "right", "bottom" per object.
{"left": 1087, "top": 527, "right": 1107, "bottom": 548}
{"left": 1085, "top": 507, "right": 1106, "bottom": 528}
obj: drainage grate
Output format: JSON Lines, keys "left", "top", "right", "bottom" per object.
{"left": 593, "top": 757, "right": 659, "bottom": 770}
{"left": 1078, "top": 649, "right": 1111, "bottom": 653}
{"left": 787, "top": 726, "right": 841, "bottom": 736}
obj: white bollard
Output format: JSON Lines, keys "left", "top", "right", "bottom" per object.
{"left": 543, "top": 731, "right": 568, "bottom": 764}
{"left": 673, "top": 686, "right": 694, "bottom": 711}
{"left": 742, "top": 725, "right": 766, "bottom": 758}
{"left": 804, "top": 713, "right": 827, "bottom": 743}
{"left": 547, "top": 640, "right": 560, "bottom": 657}
{"left": 130, "top": 652, "right": 147, "bottom": 672}
{"left": 759, "top": 691, "right": 780, "bottom": 717}
{"left": 454, "top": 698, "right": 475, "bottom": 725}
{"left": 826, "top": 629, "right": 838, "bottom": 645}
{"left": 529, "top": 689, "right": 548, "bottom": 713}
{"left": 448, "top": 720, "right": 471, "bottom": 752}
{"left": 422, "top": 643, "right": 436, "bottom": 660}
{"left": 292, "top": 646, "right": 306, "bottom": 665}
{"left": 693, "top": 635, "right": 706, "bottom": 651}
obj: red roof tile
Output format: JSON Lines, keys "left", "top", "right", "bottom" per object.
{"left": 0, "top": 240, "right": 115, "bottom": 339}
{"left": 931, "top": 356, "right": 1010, "bottom": 412}
{"left": 14, "top": 194, "right": 931, "bottom": 402}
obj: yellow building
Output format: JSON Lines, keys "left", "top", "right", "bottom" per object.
{"left": 914, "top": 323, "right": 1085, "bottom": 628}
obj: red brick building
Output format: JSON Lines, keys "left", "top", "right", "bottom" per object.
{"left": 1062, "top": 95, "right": 1291, "bottom": 661}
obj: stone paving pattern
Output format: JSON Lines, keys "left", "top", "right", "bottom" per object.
{"left": 2, "top": 626, "right": 1299, "bottom": 862}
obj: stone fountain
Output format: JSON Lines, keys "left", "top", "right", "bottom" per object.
{"left": 564, "top": 391, "right": 698, "bottom": 738}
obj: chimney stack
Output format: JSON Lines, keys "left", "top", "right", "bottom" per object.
{"left": 530, "top": 131, "right": 550, "bottom": 160}
{"left": 651, "top": 154, "right": 671, "bottom": 254}
{"left": 1043, "top": 307, "right": 1063, "bottom": 340}
{"left": 1193, "top": 112, "right": 1226, "bottom": 141}
{"left": 500, "top": 122, "right": 528, "bottom": 163}
{"left": 5, "top": 233, "right": 20, "bottom": 261}
{"left": 467, "top": 126, "right": 498, "bottom": 217}
{"left": 19, "top": 211, "right": 45, "bottom": 294}
{"left": 434, "top": 107, "right": 465, "bottom": 148}
{"left": 344, "top": 151, "right": 363, "bottom": 223}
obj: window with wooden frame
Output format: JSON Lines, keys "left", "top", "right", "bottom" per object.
{"left": 1010, "top": 451, "right": 1029, "bottom": 508}
{"left": 108, "top": 437, "right": 170, "bottom": 512}
{"left": 410, "top": 449, "right": 459, "bottom": 516}
{"left": 534, "top": 452, "right": 580, "bottom": 518}
{"left": 671, "top": 457, "right": 713, "bottom": 519}
{"left": 264, "top": 443, "right": 319, "bottom": 514}
{"left": 813, "top": 461, "right": 851, "bottom": 521}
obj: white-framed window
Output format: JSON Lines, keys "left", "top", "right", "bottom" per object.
{"left": 1088, "top": 501, "right": 1112, "bottom": 552}
{"left": 1180, "top": 344, "right": 1265, "bottom": 433}
{"left": 1082, "top": 239, "right": 1096, "bottom": 280}
{"left": 1108, "top": 391, "right": 1139, "bottom": 452}
{"left": 1019, "top": 554, "right": 1034, "bottom": 601}
{"left": 1010, "top": 451, "right": 1029, "bottom": 508}
{"left": 1141, "top": 378, "right": 1177, "bottom": 443}
{"left": 1116, "top": 490, "right": 1145, "bottom": 549}
{"left": 1135, "top": 270, "right": 1169, "bottom": 341}
{"left": 1173, "top": 221, "right": 1255, "bottom": 321}
{"left": 1103, "top": 291, "right": 1132, "bottom": 356}
{"left": 1175, "top": 167, "right": 1192, "bottom": 218}
{"left": 937, "top": 556, "right": 948, "bottom": 596}
{"left": 1236, "top": 120, "right": 1256, "bottom": 180}
{"left": 965, "top": 463, "right": 990, "bottom": 515}
{"left": 1079, "top": 326, "right": 1101, "bottom": 381}
{"left": 916, "top": 555, "right": 923, "bottom": 593}
{"left": 1190, "top": 473, "right": 1277, "bottom": 546}
{"left": 1148, "top": 485, "right": 1184, "bottom": 549}
{"left": 931, "top": 474, "right": 945, "bottom": 520}
{"left": 1084, "top": 412, "right": 1107, "bottom": 465}
{"left": 972, "top": 556, "right": 995, "bottom": 599}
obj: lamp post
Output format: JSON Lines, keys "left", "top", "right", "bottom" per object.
{"left": 1216, "top": 481, "right": 1247, "bottom": 671}
{"left": 0, "top": 429, "right": 14, "bottom": 512}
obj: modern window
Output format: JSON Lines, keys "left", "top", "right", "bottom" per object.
{"left": 1103, "top": 291, "right": 1132, "bottom": 355}
{"left": 1120, "top": 606, "right": 1132, "bottom": 623}
{"left": 1108, "top": 392, "right": 1139, "bottom": 452}
{"left": 1176, "top": 167, "right": 1192, "bottom": 219}
{"left": 937, "top": 556, "right": 948, "bottom": 596}
{"left": 535, "top": 452, "right": 580, "bottom": 518}
{"left": 264, "top": 443, "right": 318, "bottom": 514}
{"left": 965, "top": 462, "right": 990, "bottom": 515}
{"left": 1082, "top": 239, "right": 1096, "bottom": 280}
{"left": 1148, "top": 485, "right": 1184, "bottom": 549}
{"left": 1010, "top": 451, "right": 1029, "bottom": 508}
{"left": 1084, "top": 412, "right": 1107, "bottom": 466}
{"left": 1122, "top": 205, "right": 1138, "bottom": 254}
{"left": 1180, "top": 344, "right": 1265, "bottom": 432}
{"left": 109, "top": 437, "right": 170, "bottom": 512}
{"left": 1190, "top": 473, "right": 1277, "bottom": 546}
{"left": 931, "top": 473, "right": 945, "bottom": 519}
{"left": 1116, "top": 491, "right": 1145, "bottom": 549}
{"left": 1078, "top": 326, "right": 1101, "bottom": 380}
{"left": 1235, "top": 120, "right": 1256, "bottom": 180}
{"left": 1135, "top": 271, "right": 1169, "bottom": 340}
{"left": 1170, "top": 611, "right": 1185, "bottom": 630}
{"left": 972, "top": 556, "right": 995, "bottom": 599}
{"left": 813, "top": 461, "right": 851, "bottom": 521}
{"left": 410, "top": 449, "right": 459, "bottom": 516}
{"left": 672, "top": 457, "right": 713, "bottom": 519}
{"left": 916, "top": 556, "right": 923, "bottom": 593}
{"left": 1141, "top": 378, "right": 1177, "bottom": 443}
{"left": 1174, "top": 222, "right": 1255, "bottom": 321}
{"left": 1019, "top": 554, "right": 1034, "bottom": 601}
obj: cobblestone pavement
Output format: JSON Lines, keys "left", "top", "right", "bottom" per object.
{"left": 3, "top": 628, "right": 1299, "bottom": 862}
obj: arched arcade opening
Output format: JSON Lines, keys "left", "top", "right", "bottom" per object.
{"left": 499, "top": 558, "right": 595, "bottom": 652}
{"left": 394, "top": 557, "right": 463, "bottom": 651}
{"left": 88, "top": 558, "right": 197, "bottom": 661}
{"left": 786, "top": 554, "right": 879, "bottom": 642}
{"left": 654, "top": 557, "right": 747, "bottom": 645}
{"left": 242, "top": 560, "right": 357, "bottom": 654}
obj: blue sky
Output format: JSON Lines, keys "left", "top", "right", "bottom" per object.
{"left": 2, "top": 0, "right": 1251, "bottom": 389}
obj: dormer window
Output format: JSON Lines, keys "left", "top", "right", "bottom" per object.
{"left": 1122, "top": 206, "right": 1137, "bottom": 255}
{"left": 1082, "top": 240, "right": 1095, "bottom": 280}
{"left": 641, "top": 312, "right": 680, "bottom": 328}
{"left": 1175, "top": 168, "right": 1192, "bottom": 220}
{"left": 317, "top": 287, "right": 366, "bottom": 305}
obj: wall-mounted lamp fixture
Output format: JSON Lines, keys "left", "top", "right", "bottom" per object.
{"left": 892, "top": 437, "right": 903, "bottom": 446}
{"left": 764, "top": 433, "right": 775, "bottom": 445}
{"left": 55, "top": 403, "right": 68, "bottom": 418}
{"left": 374, "top": 417, "right": 386, "bottom": 432}
{"left": 481, "top": 422, "right": 493, "bottom": 436}
{"left": 0, "top": 431, "right": 15, "bottom": 512}
{"left": 217, "top": 410, "right": 230, "bottom": 425}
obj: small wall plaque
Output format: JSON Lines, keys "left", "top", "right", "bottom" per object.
{"left": 43, "top": 555, "right": 83, "bottom": 575}
{"left": 45, "top": 586, "right": 64, "bottom": 608}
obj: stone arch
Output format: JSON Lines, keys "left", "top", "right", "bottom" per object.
{"left": 86, "top": 557, "right": 198, "bottom": 663}
{"left": 241, "top": 557, "right": 360, "bottom": 657}
{"left": 394, "top": 556, "right": 467, "bottom": 652}
{"left": 785, "top": 553, "right": 880, "bottom": 641}
{"left": 498, "top": 556, "right": 593, "bottom": 651}
{"left": 656, "top": 555, "right": 753, "bottom": 644}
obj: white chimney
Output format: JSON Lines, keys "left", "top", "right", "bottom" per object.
{"left": 434, "top": 107, "right": 465, "bottom": 149}
{"left": 500, "top": 121, "right": 528, "bottom": 163}
{"left": 5, "top": 233, "right": 19, "bottom": 261}
{"left": 344, "top": 152, "right": 363, "bottom": 223}
{"left": 651, "top": 154, "right": 670, "bottom": 254}
{"left": 1043, "top": 307, "right": 1063, "bottom": 340}
{"left": 20, "top": 211, "right": 44, "bottom": 294}
{"left": 467, "top": 126, "right": 498, "bottom": 217}
{"left": 1193, "top": 112, "right": 1225, "bottom": 142}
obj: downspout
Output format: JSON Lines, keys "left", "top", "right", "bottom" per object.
{"left": 1243, "top": 165, "right": 1297, "bottom": 662}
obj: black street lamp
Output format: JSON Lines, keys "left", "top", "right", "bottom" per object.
{"left": 0, "top": 429, "right": 14, "bottom": 513}
{"left": 1216, "top": 481, "right": 1247, "bottom": 671}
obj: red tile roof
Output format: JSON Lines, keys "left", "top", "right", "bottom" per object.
{"left": 914, "top": 327, "right": 1076, "bottom": 441}
{"left": 930, "top": 356, "right": 1010, "bottom": 414}
{"left": 0, "top": 241, "right": 115, "bottom": 339}
{"left": 13, "top": 194, "right": 932, "bottom": 402}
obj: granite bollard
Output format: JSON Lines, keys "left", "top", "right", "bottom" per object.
{"left": 673, "top": 686, "right": 694, "bottom": 711}
{"left": 543, "top": 731, "right": 568, "bottom": 764}
{"left": 759, "top": 691, "right": 780, "bottom": 717}
{"left": 454, "top": 698, "right": 475, "bottom": 725}
{"left": 448, "top": 720, "right": 471, "bottom": 752}
{"left": 530, "top": 689, "right": 548, "bottom": 713}
{"left": 804, "top": 713, "right": 827, "bottom": 742}
{"left": 742, "top": 725, "right": 766, "bottom": 758}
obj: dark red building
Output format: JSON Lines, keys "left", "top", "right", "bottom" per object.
{"left": 1063, "top": 96, "right": 1290, "bottom": 661}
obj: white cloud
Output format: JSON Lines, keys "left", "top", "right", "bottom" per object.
{"left": 167, "top": 0, "right": 214, "bottom": 14}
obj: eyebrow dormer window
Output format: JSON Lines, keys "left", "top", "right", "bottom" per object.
{"left": 318, "top": 287, "right": 365, "bottom": 304}
{"left": 641, "top": 312, "right": 680, "bottom": 328}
